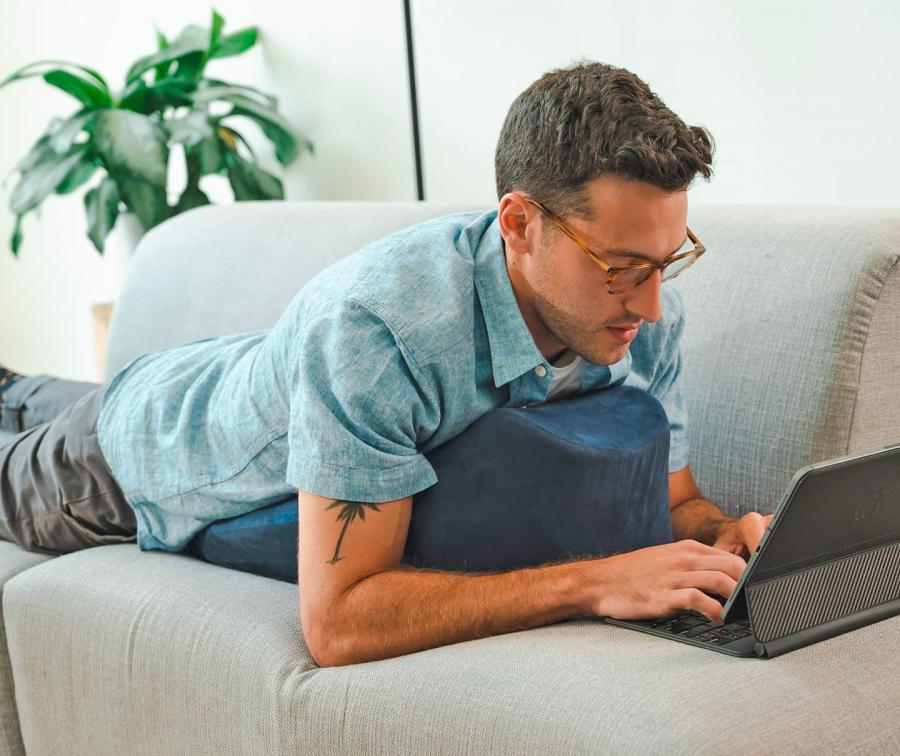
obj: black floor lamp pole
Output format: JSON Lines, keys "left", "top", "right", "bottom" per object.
{"left": 403, "top": 0, "right": 425, "bottom": 201}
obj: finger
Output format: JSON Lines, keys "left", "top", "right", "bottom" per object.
{"left": 741, "top": 516, "right": 768, "bottom": 553}
{"left": 693, "top": 552, "right": 748, "bottom": 581}
{"left": 673, "top": 570, "right": 738, "bottom": 600}
{"left": 673, "top": 588, "right": 724, "bottom": 625}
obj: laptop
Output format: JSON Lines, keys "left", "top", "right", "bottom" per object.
{"left": 603, "top": 442, "right": 900, "bottom": 658}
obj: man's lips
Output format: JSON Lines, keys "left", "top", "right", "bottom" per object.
{"left": 606, "top": 323, "right": 641, "bottom": 343}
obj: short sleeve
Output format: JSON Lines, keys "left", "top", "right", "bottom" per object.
{"left": 626, "top": 286, "right": 690, "bottom": 473}
{"left": 286, "top": 298, "right": 440, "bottom": 502}
{"left": 652, "top": 290, "right": 690, "bottom": 472}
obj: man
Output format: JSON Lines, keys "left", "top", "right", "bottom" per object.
{"left": 0, "top": 61, "right": 771, "bottom": 668}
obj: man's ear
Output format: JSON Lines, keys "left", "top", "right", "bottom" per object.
{"left": 497, "top": 192, "right": 535, "bottom": 261}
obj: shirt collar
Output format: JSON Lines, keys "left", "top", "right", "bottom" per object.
{"left": 471, "top": 211, "right": 547, "bottom": 388}
{"left": 470, "top": 210, "right": 633, "bottom": 391}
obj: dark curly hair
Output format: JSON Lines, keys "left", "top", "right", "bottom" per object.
{"left": 494, "top": 61, "right": 715, "bottom": 218}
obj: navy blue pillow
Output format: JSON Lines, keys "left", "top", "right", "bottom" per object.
{"left": 187, "top": 385, "right": 673, "bottom": 582}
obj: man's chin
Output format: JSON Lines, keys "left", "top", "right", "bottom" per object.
{"left": 579, "top": 342, "right": 631, "bottom": 366}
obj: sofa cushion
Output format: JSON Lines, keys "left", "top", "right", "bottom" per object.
{"left": 403, "top": 385, "right": 672, "bottom": 572}
{"left": 4, "top": 544, "right": 899, "bottom": 754}
{"left": 0, "top": 541, "right": 54, "bottom": 756}
{"left": 672, "top": 204, "right": 900, "bottom": 519}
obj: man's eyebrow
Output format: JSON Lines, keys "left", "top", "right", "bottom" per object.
{"left": 601, "top": 235, "right": 690, "bottom": 262}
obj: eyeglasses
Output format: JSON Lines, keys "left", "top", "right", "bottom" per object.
{"left": 523, "top": 196, "right": 706, "bottom": 294}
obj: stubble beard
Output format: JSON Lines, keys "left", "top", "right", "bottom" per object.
{"left": 530, "top": 284, "right": 629, "bottom": 367}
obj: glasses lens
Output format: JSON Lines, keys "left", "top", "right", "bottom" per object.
{"left": 608, "top": 267, "right": 655, "bottom": 294}
{"left": 661, "top": 253, "right": 699, "bottom": 282}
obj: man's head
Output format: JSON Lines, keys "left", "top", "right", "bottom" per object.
{"left": 495, "top": 61, "right": 714, "bottom": 366}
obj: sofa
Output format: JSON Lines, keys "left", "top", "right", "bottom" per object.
{"left": 0, "top": 199, "right": 898, "bottom": 755}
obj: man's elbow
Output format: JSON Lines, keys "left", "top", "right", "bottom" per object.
{"left": 304, "top": 616, "right": 348, "bottom": 668}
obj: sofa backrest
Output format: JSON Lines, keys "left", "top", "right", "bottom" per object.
{"left": 107, "top": 200, "right": 900, "bottom": 519}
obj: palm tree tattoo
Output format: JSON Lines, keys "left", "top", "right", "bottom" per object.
{"left": 326, "top": 499, "right": 382, "bottom": 564}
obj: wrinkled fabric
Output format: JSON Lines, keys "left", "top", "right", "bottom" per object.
{"left": 97, "top": 209, "right": 689, "bottom": 552}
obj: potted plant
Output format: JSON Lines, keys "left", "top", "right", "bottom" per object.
{"left": 1, "top": 9, "right": 313, "bottom": 256}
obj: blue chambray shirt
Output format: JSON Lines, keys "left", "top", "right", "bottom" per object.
{"left": 97, "top": 209, "right": 689, "bottom": 552}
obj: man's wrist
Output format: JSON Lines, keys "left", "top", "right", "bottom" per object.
{"left": 670, "top": 497, "right": 734, "bottom": 546}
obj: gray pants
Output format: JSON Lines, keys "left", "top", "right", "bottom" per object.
{"left": 0, "top": 376, "right": 137, "bottom": 555}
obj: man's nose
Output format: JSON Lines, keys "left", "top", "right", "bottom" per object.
{"left": 622, "top": 270, "right": 664, "bottom": 324}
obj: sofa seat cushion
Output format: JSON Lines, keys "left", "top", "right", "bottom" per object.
{"left": 3, "top": 544, "right": 898, "bottom": 754}
{"left": 0, "top": 541, "right": 54, "bottom": 756}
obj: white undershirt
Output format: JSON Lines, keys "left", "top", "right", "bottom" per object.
{"left": 546, "top": 348, "right": 584, "bottom": 401}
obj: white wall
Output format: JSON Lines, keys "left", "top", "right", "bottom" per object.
{"left": 2, "top": 1, "right": 899, "bottom": 381}
{"left": 412, "top": 0, "right": 900, "bottom": 208}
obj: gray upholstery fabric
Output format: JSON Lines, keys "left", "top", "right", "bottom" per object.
{"left": 670, "top": 205, "right": 900, "bottom": 517}
{"left": 0, "top": 542, "right": 53, "bottom": 756}
{"left": 4, "top": 545, "right": 899, "bottom": 755}
{"left": 0, "top": 430, "right": 13, "bottom": 449}
{"left": 1, "top": 200, "right": 898, "bottom": 753}
{"left": 4, "top": 546, "right": 313, "bottom": 755}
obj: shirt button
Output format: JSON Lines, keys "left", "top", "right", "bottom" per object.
{"left": 534, "top": 365, "right": 547, "bottom": 378}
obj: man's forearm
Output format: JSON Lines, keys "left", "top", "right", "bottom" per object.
{"left": 319, "top": 560, "right": 594, "bottom": 667}
{"left": 670, "top": 497, "right": 732, "bottom": 545}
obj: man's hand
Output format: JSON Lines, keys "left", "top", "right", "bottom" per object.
{"left": 712, "top": 512, "right": 774, "bottom": 559}
{"left": 587, "top": 539, "right": 748, "bottom": 625}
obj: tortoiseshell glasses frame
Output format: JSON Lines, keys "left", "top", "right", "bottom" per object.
{"left": 523, "top": 196, "right": 706, "bottom": 294}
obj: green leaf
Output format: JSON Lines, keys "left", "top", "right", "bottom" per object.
{"left": 125, "top": 25, "right": 209, "bottom": 83}
{"left": 13, "top": 128, "right": 58, "bottom": 175}
{"left": 118, "top": 77, "right": 196, "bottom": 113}
{"left": 93, "top": 109, "right": 168, "bottom": 186}
{"left": 210, "top": 27, "right": 258, "bottom": 59}
{"left": 165, "top": 110, "right": 213, "bottom": 146}
{"left": 171, "top": 51, "right": 205, "bottom": 82}
{"left": 0, "top": 59, "right": 108, "bottom": 91}
{"left": 84, "top": 176, "right": 120, "bottom": 253}
{"left": 153, "top": 28, "right": 172, "bottom": 83}
{"left": 4, "top": 112, "right": 96, "bottom": 189}
{"left": 195, "top": 136, "right": 225, "bottom": 174}
{"left": 208, "top": 10, "right": 225, "bottom": 59}
{"left": 227, "top": 104, "right": 298, "bottom": 165}
{"left": 92, "top": 110, "right": 170, "bottom": 228}
{"left": 196, "top": 85, "right": 298, "bottom": 165}
{"left": 48, "top": 110, "right": 95, "bottom": 153}
{"left": 194, "top": 81, "right": 277, "bottom": 109}
{"left": 203, "top": 78, "right": 278, "bottom": 108}
{"left": 10, "top": 215, "right": 23, "bottom": 256}
{"left": 217, "top": 124, "right": 256, "bottom": 160}
{"left": 55, "top": 153, "right": 97, "bottom": 194}
{"left": 9, "top": 145, "right": 85, "bottom": 215}
{"left": 42, "top": 69, "right": 112, "bottom": 107}
{"left": 114, "top": 176, "right": 169, "bottom": 230}
{"left": 226, "top": 152, "right": 283, "bottom": 200}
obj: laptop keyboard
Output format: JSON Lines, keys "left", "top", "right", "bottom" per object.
{"left": 645, "top": 611, "right": 753, "bottom": 645}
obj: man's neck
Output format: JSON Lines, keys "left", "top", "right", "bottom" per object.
{"left": 503, "top": 245, "right": 568, "bottom": 362}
